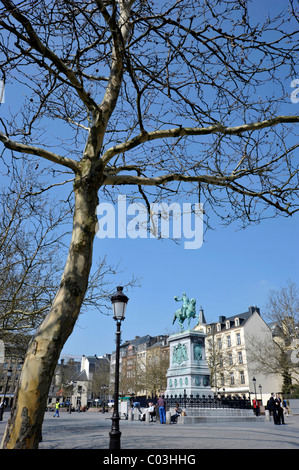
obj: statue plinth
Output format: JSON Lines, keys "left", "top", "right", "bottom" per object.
{"left": 165, "top": 329, "right": 212, "bottom": 397}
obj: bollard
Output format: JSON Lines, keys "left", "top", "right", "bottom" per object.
{"left": 166, "top": 411, "right": 171, "bottom": 425}
{"left": 146, "top": 412, "right": 150, "bottom": 423}
{"left": 265, "top": 409, "right": 270, "bottom": 421}
{"left": 128, "top": 410, "right": 133, "bottom": 421}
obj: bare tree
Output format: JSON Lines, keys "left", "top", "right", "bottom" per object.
{"left": 146, "top": 354, "right": 169, "bottom": 396}
{"left": 0, "top": 0, "right": 298, "bottom": 448}
{"left": 0, "top": 164, "right": 69, "bottom": 340}
{"left": 264, "top": 281, "right": 299, "bottom": 345}
{"left": 247, "top": 281, "right": 299, "bottom": 393}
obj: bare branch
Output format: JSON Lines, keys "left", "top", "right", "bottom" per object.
{"left": 101, "top": 116, "right": 299, "bottom": 165}
{"left": 0, "top": 132, "right": 78, "bottom": 171}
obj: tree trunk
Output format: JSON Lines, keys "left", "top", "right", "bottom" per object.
{"left": 1, "top": 170, "right": 100, "bottom": 449}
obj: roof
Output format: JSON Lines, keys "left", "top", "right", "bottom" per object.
{"left": 207, "top": 307, "right": 261, "bottom": 333}
{"left": 121, "top": 335, "right": 152, "bottom": 348}
{"left": 84, "top": 355, "right": 109, "bottom": 365}
{"left": 69, "top": 370, "right": 88, "bottom": 382}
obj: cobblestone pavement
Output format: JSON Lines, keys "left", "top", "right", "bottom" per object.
{"left": 1, "top": 410, "right": 299, "bottom": 450}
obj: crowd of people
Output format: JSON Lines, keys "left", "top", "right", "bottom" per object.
{"left": 131, "top": 393, "right": 290, "bottom": 426}
{"left": 130, "top": 397, "right": 181, "bottom": 424}
{"left": 266, "top": 393, "right": 288, "bottom": 425}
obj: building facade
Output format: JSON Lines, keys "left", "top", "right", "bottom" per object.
{"left": 48, "top": 354, "right": 110, "bottom": 409}
{"left": 110, "top": 334, "right": 169, "bottom": 397}
{"left": 0, "top": 353, "right": 23, "bottom": 408}
{"left": 195, "top": 306, "right": 282, "bottom": 405}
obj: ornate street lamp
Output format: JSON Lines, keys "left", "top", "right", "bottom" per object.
{"left": 259, "top": 384, "right": 263, "bottom": 404}
{"left": 252, "top": 376, "right": 257, "bottom": 398}
{"left": 109, "top": 286, "right": 129, "bottom": 450}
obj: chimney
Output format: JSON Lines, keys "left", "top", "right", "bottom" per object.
{"left": 249, "top": 306, "right": 260, "bottom": 315}
{"left": 219, "top": 315, "right": 226, "bottom": 323}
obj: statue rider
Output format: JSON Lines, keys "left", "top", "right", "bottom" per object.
{"left": 174, "top": 292, "right": 189, "bottom": 318}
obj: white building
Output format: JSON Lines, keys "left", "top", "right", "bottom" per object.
{"left": 194, "top": 306, "right": 282, "bottom": 405}
{"left": 52, "top": 354, "right": 110, "bottom": 409}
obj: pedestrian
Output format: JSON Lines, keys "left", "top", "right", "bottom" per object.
{"left": 267, "top": 393, "right": 277, "bottom": 424}
{"left": 282, "top": 397, "right": 289, "bottom": 416}
{"left": 132, "top": 401, "right": 141, "bottom": 411}
{"left": 131, "top": 401, "right": 142, "bottom": 419}
{"left": 171, "top": 403, "right": 182, "bottom": 423}
{"left": 252, "top": 398, "right": 260, "bottom": 417}
{"left": 275, "top": 394, "right": 285, "bottom": 425}
{"left": 53, "top": 401, "right": 60, "bottom": 417}
{"left": 147, "top": 402, "right": 156, "bottom": 422}
{"left": 0, "top": 401, "right": 5, "bottom": 421}
{"left": 157, "top": 395, "right": 166, "bottom": 424}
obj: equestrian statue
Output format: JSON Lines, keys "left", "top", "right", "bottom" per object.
{"left": 173, "top": 292, "right": 197, "bottom": 332}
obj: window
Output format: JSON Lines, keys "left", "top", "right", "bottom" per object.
{"left": 238, "top": 351, "right": 243, "bottom": 364}
{"left": 217, "top": 323, "right": 221, "bottom": 332}
{"left": 217, "top": 337, "right": 222, "bottom": 349}
{"left": 219, "top": 355, "right": 223, "bottom": 367}
{"left": 228, "top": 353, "right": 233, "bottom": 365}
{"left": 230, "top": 373, "right": 234, "bottom": 385}
{"left": 227, "top": 335, "right": 231, "bottom": 347}
{"left": 226, "top": 321, "right": 230, "bottom": 329}
{"left": 220, "top": 374, "right": 224, "bottom": 386}
{"left": 240, "top": 371, "right": 245, "bottom": 384}
{"left": 235, "top": 318, "right": 239, "bottom": 326}
{"left": 236, "top": 333, "right": 241, "bottom": 345}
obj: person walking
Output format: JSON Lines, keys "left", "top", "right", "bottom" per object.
{"left": 253, "top": 398, "right": 260, "bottom": 417}
{"left": 157, "top": 395, "right": 166, "bottom": 424}
{"left": 53, "top": 401, "right": 60, "bottom": 417}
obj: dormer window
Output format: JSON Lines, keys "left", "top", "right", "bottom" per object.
{"left": 235, "top": 318, "right": 239, "bottom": 327}
{"left": 226, "top": 320, "right": 230, "bottom": 329}
{"left": 217, "top": 323, "right": 221, "bottom": 332}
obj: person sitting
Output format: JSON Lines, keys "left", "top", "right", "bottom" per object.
{"left": 171, "top": 403, "right": 182, "bottom": 423}
{"left": 147, "top": 402, "right": 156, "bottom": 422}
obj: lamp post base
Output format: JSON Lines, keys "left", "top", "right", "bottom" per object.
{"left": 109, "top": 429, "right": 122, "bottom": 449}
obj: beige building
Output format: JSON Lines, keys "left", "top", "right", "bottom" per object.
{"left": 111, "top": 335, "right": 169, "bottom": 397}
{"left": 194, "top": 306, "right": 282, "bottom": 405}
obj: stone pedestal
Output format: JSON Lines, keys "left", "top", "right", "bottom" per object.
{"left": 165, "top": 329, "right": 212, "bottom": 397}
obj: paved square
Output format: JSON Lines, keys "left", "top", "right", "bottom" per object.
{"left": 1, "top": 410, "right": 298, "bottom": 450}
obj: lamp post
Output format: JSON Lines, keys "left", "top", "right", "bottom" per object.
{"left": 0, "top": 368, "right": 13, "bottom": 421}
{"left": 109, "top": 286, "right": 129, "bottom": 450}
{"left": 252, "top": 377, "right": 257, "bottom": 399}
{"left": 259, "top": 384, "right": 263, "bottom": 405}
{"left": 101, "top": 385, "right": 108, "bottom": 413}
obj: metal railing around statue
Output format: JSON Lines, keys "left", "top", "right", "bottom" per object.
{"left": 164, "top": 392, "right": 251, "bottom": 410}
